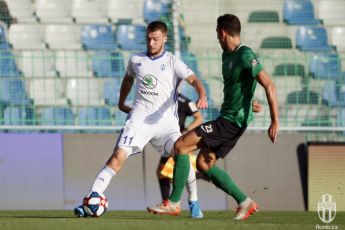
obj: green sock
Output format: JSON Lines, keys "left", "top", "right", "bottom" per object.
{"left": 205, "top": 166, "right": 247, "bottom": 204}
{"left": 169, "top": 154, "right": 190, "bottom": 203}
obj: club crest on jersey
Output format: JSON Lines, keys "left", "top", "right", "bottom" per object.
{"left": 143, "top": 75, "right": 158, "bottom": 89}
{"left": 160, "top": 64, "right": 166, "bottom": 71}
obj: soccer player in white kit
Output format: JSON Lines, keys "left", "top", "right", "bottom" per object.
{"left": 74, "top": 21, "right": 208, "bottom": 218}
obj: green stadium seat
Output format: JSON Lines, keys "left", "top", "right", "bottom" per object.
{"left": 248, "top": 10, "right": 279, "bottom": 23}
{"left": 273, "top": 63, "right": 305, "bottom": 77}
{"left": 260, "top": 36, "right": 292, "bottom": 49}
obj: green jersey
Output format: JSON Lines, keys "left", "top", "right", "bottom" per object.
{"left": 220, "top": 44, "right": 263, "bottom": 128}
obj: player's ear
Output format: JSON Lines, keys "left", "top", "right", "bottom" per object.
{"left": 164, "top": 36, "right": 167, "bottom": 43}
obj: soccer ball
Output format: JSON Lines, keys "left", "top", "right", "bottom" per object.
{"left": 83, "top": 191, "right": 108, "bottom": 217}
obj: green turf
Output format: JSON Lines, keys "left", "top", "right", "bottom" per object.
{"left": 0, "top": 211, "right": 344, "bottom": 230}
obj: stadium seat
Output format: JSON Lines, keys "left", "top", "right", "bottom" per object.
{"left": 77, "top": 106, "right": 111, "bottom": 126}
{"left": 273, "top": 63, "right": 305, "bottom": 77}
{"left": 9, "top": 24, "right": 46, "bottom": 50}
{"left": 72, "top": 0, "right": 107, "bottom": 24}
{"left": 6, "top": 0, "right": 36, "bottom": 23}
{"left": 114, "top": 109, "right": 128, "bottom": 125}
{"left": 273, "top": 75, "right": 302, "bottom": 105}
{"left": 322, "top": 80, "right": 345, "bottom": 107}
{"left": 318, "top": 0, "right": 345, "bottom": 26}
{"left": 45, "top": 25, "right": 82, "bottom": 50}
{"left": 55, "top": 51, "right": 92, "bottom": 77}
{"left": 309, "top": 53, "right": 343, "bottom": 80}
{"left": 20, "top": 50, "right": 56, "bottom": 78}
{"left": 0, "top": 22, "right": 7, "bottom": 44}
{"left": 287, "top": 89, "right": 319, "bottom": 105}
{"left": 283, "top": 0, "right": 320, "bottom": 25}
{"left": 29, "top": 79, "right": 68, "bottom": 106}
{"left": 92, "top": 51, "right": 125, "bottom": 78}
{"left": 0, "top": 78, "right": 31, "bottom": 106}
{"left": 4, "top": 106, "right": 34, "bottom": 126}
{"left": 331, "top": 27, "right": 345, "bottom": 52}
{"left": 107, "top": 0, "right": 144, "bottom": 23}
{"left": 0, "top": 50, "right": 20, "bottom": 77}
{"left": 260, "top": 36, "right": 292, "bottom": 49}
{"left": 103, "top": 78, "right": 121, "bottom": 105}
{"left": 337, "top": 108, "right": 345, "bottom": 135}
{"left": 285, "top": 104, "right": 328, "bottom": 127}
{"left": 66, "top": 78, "right": 105, "bottom": 106}
{"left": 181, "top": 51, "right": 201, "bottom": 77}
{"left": 35, "top": 0, "right": 72, "bottom": 23}
{"left": 143, "top": 0, "right": 171, "bottom": 23}
{"left": 115, "top": 24, "right": 146, "bottom": 51}
{"left": 81, "top": 24, "right": 118, "bottom": 50}
{"left": 296, "top": 26, "right": 333, "bottom": 52}
{"left": 248, "top": 10, "right": 279, "bottom": 23}
{"left": 40, "top": 107, "right": 74, "bottom": 126}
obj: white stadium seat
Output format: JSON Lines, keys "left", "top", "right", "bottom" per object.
{"left": 55, "top": 51, "right": 92, "bottom": 78}
{"left": 6, "top": 0, "right": 36, "bottom": 23}
{"left": 45, "top": 25, "right": 82, "bottom": 50}
{"left": 66, "top": 78, "right": 105, "bottom": 106}
{"left": 29, "top": 79, "right": 68, "bottom": 106}
{"left": 72, "top": 0, "right": 107, "bottom": 24}
{"left": 20, "top": 50, "right": 56, "bottom": 78}
{"left": 35, "top": 0, "right": 72, "bottom": 23}
{"left": 318, "top": 0, "right": 345, "bottom": 25}
{"left": 331, "top": 27, "right": 345, "bottom": 52}
{"left": 9, "top": 24, "right": 46, "bottom": 50}
{"left": 107, "top": 0, "right": 144, "bottom": 23}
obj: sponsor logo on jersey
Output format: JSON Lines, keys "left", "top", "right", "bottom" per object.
{"left": 143, "top": 75, "right": 158, "bottom": 89}
{"left": 140, "top": 90, "right": 158, "bottom": 96}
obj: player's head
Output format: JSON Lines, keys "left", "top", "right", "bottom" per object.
{"left": 146, "top": 21, "right": 168, "bottom": 56}
{"left": 216, "top": 14, "right": 241, "bottom": 50}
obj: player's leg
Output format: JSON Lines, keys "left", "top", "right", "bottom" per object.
{"left": 75, "top": 120, "right": 147, "bottom": 217}
{"left": 156, "top": 156, "right": 171, "bottom": 202}
{"left": 147, "top": 129, "right": 204, "bottom": 215}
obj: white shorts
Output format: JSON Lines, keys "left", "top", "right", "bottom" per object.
{"left": 116, "top": 118, "right": 181, "bottom": 158}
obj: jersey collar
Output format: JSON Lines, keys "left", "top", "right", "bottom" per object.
{"left": 146, "top": 50, "right": 166, "bottom": 61}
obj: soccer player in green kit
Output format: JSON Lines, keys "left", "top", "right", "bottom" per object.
{"left": 148, "top": 14, "right": 279, "bottom": 220}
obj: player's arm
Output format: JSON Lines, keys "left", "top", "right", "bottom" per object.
{"left": 185, "top": 74, "right": 208, "bottom": 109}
{"left": 118, "top": 73, "right": 134, "bottom": 114}
{"left": 256, "top": 70, "right": 279, "bottom": 143}
{"left": 184, "top": 111, "right": 203, "bottom": 134}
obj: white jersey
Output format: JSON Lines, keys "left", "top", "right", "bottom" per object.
{"left": 126, "top": 50, "right": 194, "bottom": 123}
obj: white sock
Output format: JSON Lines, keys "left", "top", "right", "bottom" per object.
{"left": 185, "top": 161, "right": 198, "bottom": 202}
{"left": 239, "top": 197, "right": 252, "bottom": 207}
{"left": 90, "top": 165, "right": 116, "bottom": 194}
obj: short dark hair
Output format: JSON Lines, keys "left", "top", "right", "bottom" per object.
{"left": 217, "top": 14, "right": 241, "bottom": 36}
{"left": 147, "top": 21, "right": 168, "bottom": 34}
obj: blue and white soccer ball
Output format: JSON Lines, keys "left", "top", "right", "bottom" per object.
{"left": 83, "top": 191, "right": 108, "bottom": 217}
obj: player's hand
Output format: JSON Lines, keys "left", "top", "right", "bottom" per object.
{"left": 196, "top": 96, "right": 208, "bottom": 109}
{"left": 252, "top": 100, "right": 262, "bottom": 113}
{"left": 268, "top": 120, "right": 279, "bottom": 143}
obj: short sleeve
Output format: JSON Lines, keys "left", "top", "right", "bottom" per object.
{"left": 174, "top": 58, "right": 194, "bottom": 79}
{"left": 126, "top": 57, "right": 135, "bottom": 77}
{"left": 242, "top": 49, "right": 264, "bottom": 78}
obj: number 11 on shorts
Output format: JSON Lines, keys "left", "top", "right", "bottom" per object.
{"left": 122, "top": 136, "right": 133, "bottom": 145}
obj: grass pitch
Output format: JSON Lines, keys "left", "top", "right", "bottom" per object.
{"left": 0, "top": 210, "right": 344, "bottom": 230}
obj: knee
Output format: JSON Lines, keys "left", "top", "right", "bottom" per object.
{"left": 196, "top": 158, "right": 210, "bottom": 175}
{"left": 174, "top": 138, "right": 187, "bottom": 154}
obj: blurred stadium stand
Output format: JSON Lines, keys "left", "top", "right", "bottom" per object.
{"left": 0, "top": 0, "right": 344, "bottom": 141}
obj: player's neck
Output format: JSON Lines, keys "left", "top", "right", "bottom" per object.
{"left": 147, "top": 49, "right": 165, "bottom": 59}
{"left": 228, "top": 37, "right": 241, "bottom": 53}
